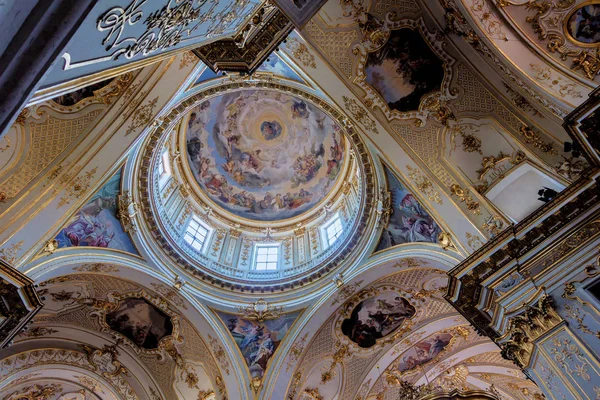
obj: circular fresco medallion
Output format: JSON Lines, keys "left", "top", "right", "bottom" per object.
{"left": 185, "top": 89, "right": 346, "bottom": 222}
{"left": 341, "top": 290, "right": 416, "bottom": 348}
{"left": 565, "top": 3, "right": 600, "bottom": 46}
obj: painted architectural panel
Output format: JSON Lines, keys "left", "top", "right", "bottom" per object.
{"left": 55, "top": 170, "right": 138, "bottom": 254}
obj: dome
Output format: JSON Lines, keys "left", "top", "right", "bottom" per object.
{"left": 184, "top": 89, "right": 348, "bottom": 222}
{"left": 137, "top": 82, "right": 376, "bottom": 292}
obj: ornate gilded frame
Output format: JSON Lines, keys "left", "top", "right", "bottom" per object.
{"left": 334, "top": 284, "right": 422, "bottom": 353}
{"left": 352, "top": 17, "right": 457, "bottom": 125}
{"left": 87, "top": 289, "right": 182, "bottom": 358}
{"left": 563, "top": 1, "right": 600, "bottom": 48}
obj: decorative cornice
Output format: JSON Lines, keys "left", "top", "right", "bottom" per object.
{"left": 0, "top": 258, "right": 43, "bottom": 348}
{"left": 193, "top": 5, "right": 293, "bottom": 74}
{"left": 445, "top": 167, "right": 600, "bottom": 338}
{"left": 497, "top": 293, "right": 562, "bottom": 369}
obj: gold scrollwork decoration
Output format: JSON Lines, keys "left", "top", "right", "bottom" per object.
{"left": 497, "top": 0, "right": 600, "bottom": 80}
{"left": 406, "top": 165, "right": 443, "bottom": 204}
{"left": 286, "top": 37, "right": 316, "bottom": 69}
{"left": 81, "top": 339, "right": 128, "bottom": 378}
{"left": 519, "top": 125, "right": 558, "bottom": 154}
{"left": 450, "top": 125, "right": 482, "bottom": 154}
{"left": 117, "top": 190, "right": 139, "bottom": 234}
{"left": 237, "top": 299, "right": 283, "bottom": 322}
{"left": 342, "top": 96, "right": 379, "bottom": 134}
{"left": 450, "top": 184, "right": 481, "bottom": 215}
{"left": 498, "top": 294, "right": 562, "bottom": 368}
{"left": 125, "top": 96, "right": 159, "bottom": 136}
{"left": 321, "top": 341, "right": 351, "bottom": 384}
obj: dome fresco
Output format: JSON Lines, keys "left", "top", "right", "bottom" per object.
{"left": 185, "top": 89, "right": 346, "bottom": 222}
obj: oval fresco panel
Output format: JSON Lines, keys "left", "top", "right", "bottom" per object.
{"left": 566, "top": 3, "right": 600, "bottom": 45}
{"left": 185, "top": 89, "right": 346, "bottom": 222}
{"left": 341, "top": 291, "right": 416, "bottom": 348}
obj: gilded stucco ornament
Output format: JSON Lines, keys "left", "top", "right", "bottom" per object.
{"left": 519, "top": 125, "right": 558, "bottom": 155}
{"left": 498, "top": 294, "right": 562, "bottom": 368}
{"left": 406, "top": 165, "right": 443, "bottom": 205}
{"left": 237, "top": 299, "right": 284, "bottom": 322}
{"left": 286, "top": 37, "right": 317, "bottom": 69}
{"left": 56, "top": 167, "right": 98, "bottom": 209}
{"left": 342, "top": 95, "right": 379, "bottom": 134}
{"left": 81, "top": 339, "right": 128, "bottom": 378}
{"left": 497, "top": 0, "right": 600, "bottom": 80}
{"left": 482, "top": 215, "right": 505, "bottom": 237}
{"left": 450, "top": 184, "right": 481, "bottom": 215}
{"left": 117, "top": 190, "right": 139, "bottom": 234}
{"left": 450, "top": 125, "right": 483, "bottom": 154}
{"left": 341, "top": 0, "right": 390, "bottom": 52}
{"left": 440, "top": 0, "right": 570, "bottom": 118}
{"left": 41, "top": 239, "right": 59, "bottom": 255}
{"left": 125, "top": 96, "right": 159, "bottom": 136}
{"left": 321, "top": 341, "right": 351, "bottom": 384}
{"left": 502, "top": 82, "right": 545, "bottom": 118}
{"left": 555, "top": 155, "right": 586, "bottom": 181}
{"left": 0, "top": 241, "right": 24, "bottom": 264}
{"left": 286, "top": 332, "right": 309, "bottom": 372}
{"left": 376, "top": 189, "right": 392, "bottom": 229}
{"left": 4, "top": 383, "right": 63, "bottom": 400}
{"left": 438, "top": 231, "right": 455, "bottom": 250}
{"left": 303, "top": 387, "right": 324, "bottom": 399}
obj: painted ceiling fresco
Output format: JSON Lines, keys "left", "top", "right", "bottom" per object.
{"left": 55, "top": 170, "right": 138, "bottom": 255}
{"left": 185, "top": 89, "right": 346, "bottom": 221}
{"left": 376, "top": 166, "right": 441, "bottom": 252}
{"left": 341, "top": 291, "right": 416, "bottom": 348}
{"left": 51, "top": 78, "right": 114, "bottom": 107}
{"left": 217, "top": 311, "right": 300, "bottom": 380}
{"left": 365, "top": 28, "right": 445, "bottom": 113}
{"left": 565, "top": 4, "right": 600, "bottom": 45}
{"left": 105, "top": 297, "right": 174, "bottom": 350}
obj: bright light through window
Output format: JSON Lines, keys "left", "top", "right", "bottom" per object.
{"left": 160, "top": 150, "right": 171, "bottom": 177}
{"left": 255, "top": 245, "right": 278, "bottom": 270}
{"left": 184, "top": 216, "right": 209, "bottom": 252}
{"left": 326, "top": 216, "right": 343, "bottom": 246}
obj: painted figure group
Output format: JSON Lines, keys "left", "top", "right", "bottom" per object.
{"left": 342, "top": 295, "right": 416, "bottom": 348}
{"left": 228, "top": 318, "right": 276, "bottom": 377}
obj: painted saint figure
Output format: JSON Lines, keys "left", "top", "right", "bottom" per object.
{"left": 260, "top": 121, "right": 283, "bottom": 140}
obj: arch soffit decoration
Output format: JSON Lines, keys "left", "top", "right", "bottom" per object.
{"left": 13, "top": 263, "right": 247, "bottom": 400}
